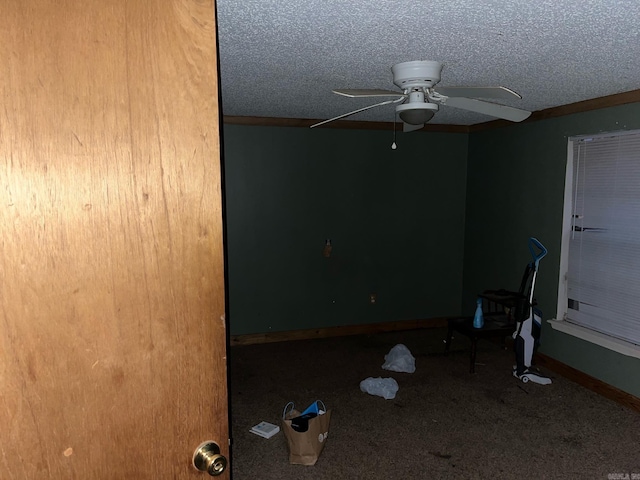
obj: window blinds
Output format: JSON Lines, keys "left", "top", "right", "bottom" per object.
{"left": 567, "top": 131, "right": 640, "bottom": 346}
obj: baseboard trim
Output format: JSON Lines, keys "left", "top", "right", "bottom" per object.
{"left": 230, "top": 317, "right": 449, "bottom": 347}
{"left": 536, "top": 353, "right": 640, "bottom": 414}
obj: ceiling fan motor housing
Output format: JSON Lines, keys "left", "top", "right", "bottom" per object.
{"left": 392, "top": 60, "right": 443, "bottom": 90}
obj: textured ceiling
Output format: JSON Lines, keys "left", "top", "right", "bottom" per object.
{"left": 216, "top": 0, "right": 640, "bottom": 126}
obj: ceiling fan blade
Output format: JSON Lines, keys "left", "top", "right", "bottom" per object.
{"left": 403, "top": 122, "right": 424, "bottom": 133}
{"left": 333, "top": 89, "right": 405, "bottom": 98}
{"left": 310, "top": 99, "right": 399, "bottom": 128}
{"left": 435, "top": 86, "right": 522, "bottom": 100}
{"left": 443, "top": 97, "right": 531, "bottom": 122}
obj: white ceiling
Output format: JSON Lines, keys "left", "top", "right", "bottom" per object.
{"left": 216, "top": 0, "right": 640, "bottom": 126}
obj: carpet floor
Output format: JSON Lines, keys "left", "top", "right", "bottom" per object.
{"left": 229, "top": 327, "right": 640, "bottom": 479}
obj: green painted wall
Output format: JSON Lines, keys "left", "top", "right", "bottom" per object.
{"left": 463, "top": 103, "right": 640, "bottom": 397}
{"left": 223, "top": 125, "right": 468, "bottom": 335}
{"left": 223, "top": 104, "right": 640, "bottom": 397}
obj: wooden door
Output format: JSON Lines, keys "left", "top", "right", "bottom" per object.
{"left": 0, "top": 1, "right": 229, "bottom": 478}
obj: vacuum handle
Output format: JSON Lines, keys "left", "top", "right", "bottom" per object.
{"left": 528, "top": 237, "right": 547, "bottom": 266}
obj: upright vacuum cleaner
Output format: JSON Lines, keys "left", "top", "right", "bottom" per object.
{"left": 512, "top": 237, "right": 552, "bottom": 385}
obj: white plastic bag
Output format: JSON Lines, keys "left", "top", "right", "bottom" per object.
{"left": 359, "top": 377, "right": 399, "bottom": 400}
{"left": 382, "top": 344, "right": 416, "bottom": 373}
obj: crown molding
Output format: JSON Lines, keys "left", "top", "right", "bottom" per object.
{"left": 223, "top": 89, "right": 640, "bottom": 134}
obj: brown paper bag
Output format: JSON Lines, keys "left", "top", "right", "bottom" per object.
{"left": 282, "top": 403, "right": 332, "bottom": 466}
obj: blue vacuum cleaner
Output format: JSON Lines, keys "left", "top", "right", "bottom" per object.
{"left": 512, "top": 238, "right": 552, "bottom": 385}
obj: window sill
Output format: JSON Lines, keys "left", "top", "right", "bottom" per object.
{"left": 548, "top": 319, "right": 640, "bottom": 360}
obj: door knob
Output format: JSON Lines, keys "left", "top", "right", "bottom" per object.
{"left": 193, "top": 441, "right": 228, "bottom": 476}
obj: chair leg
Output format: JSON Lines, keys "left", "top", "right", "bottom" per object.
{"left": 444, "top": 324, "right": 454, "bottom": 355}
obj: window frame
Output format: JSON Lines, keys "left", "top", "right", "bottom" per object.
{"left": 549, "top": 130, "right": 640, "bottom": 360}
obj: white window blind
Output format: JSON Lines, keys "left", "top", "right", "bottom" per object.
{"left": 567, "top": 131, "right": 640, "bottom": 346}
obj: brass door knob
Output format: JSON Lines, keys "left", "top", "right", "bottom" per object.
{"left": 193, "top": 441, "right": 228, "bottom": 476}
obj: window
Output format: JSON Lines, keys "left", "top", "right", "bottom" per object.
{"left": 551, "top": 130, "right": 640, "bottom": 358}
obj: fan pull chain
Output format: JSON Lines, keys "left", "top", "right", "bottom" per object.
{"left": 391, "top": 113, "right": 397, "bottom": 150}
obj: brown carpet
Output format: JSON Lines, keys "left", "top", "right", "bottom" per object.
{"left": 229, "top": 328, "right": 640, "bottom": 479}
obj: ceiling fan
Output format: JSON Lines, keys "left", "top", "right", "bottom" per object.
{"left": 310, "top": 61, "right": 532, "bottom": 132}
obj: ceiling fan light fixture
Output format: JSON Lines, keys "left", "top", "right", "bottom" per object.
{"left": 396, "top": 102, "right": 438, "bottom": 125}
{"left": 309, "top": 60, "right": 532, "bottom": 129}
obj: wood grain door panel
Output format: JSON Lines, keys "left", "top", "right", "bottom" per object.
{"left": 0, "top": 1, "right": 229, "bottom": 478}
